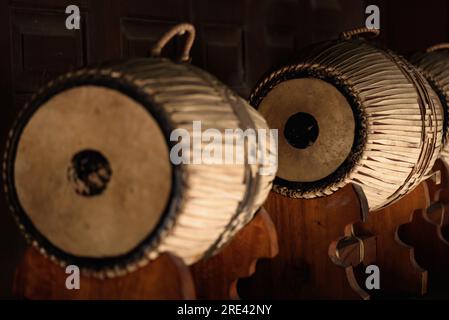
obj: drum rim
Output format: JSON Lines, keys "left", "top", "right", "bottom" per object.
{"left": 3, "top": 67, "right": 183, "bottom": 276}
{"left": 249, "top": 64, "right": 367, "bottom": 199}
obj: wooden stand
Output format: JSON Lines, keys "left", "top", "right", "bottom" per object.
{"left": 399, "top": 204, "right": 449, "bottom": 294}
{"left": 13, "top": 249, "right": 196, "bottom": 300}
{"left": 429, "top": 160, "right": 449, "bottom": 244}
{"left": 351, "top": 183, "right": 429, "bottom": 298}
{"left": 399, "top": 160, "right": 449, "bottom": 294}
{"left": 238, "top": 184, "right": 372, "bottom": 300}
{"left": 190, "top": 208, "right": 278, "bottom": 300}
{"left": 424, "top": 160, "right": 448, "bottom": 202}
{"left": 238, "top": 181, "right": 433, "bottom": 300}
{"left": 13, "top": 208, "right": 278, "bottom": 300}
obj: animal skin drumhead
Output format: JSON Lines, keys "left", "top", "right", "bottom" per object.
{"left": 258, "top": 78, "right": 355, "bottom": 183}
{"left": 13, "top": 86, "right": 172, "bottom": 258}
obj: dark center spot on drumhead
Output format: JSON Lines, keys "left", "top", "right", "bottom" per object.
{"left": 284, "top": 112, "right": 319, "bottom": 149}
{"left": 68, "top": 150, "right": 112, "bottom": 197}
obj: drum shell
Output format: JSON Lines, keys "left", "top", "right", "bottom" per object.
{"left": 251, "top": 39, "right": 443, "bottom": 211}
{"left": 411, "top": 50, "right": 449, "bottom": 161}
{"left": 3, "top": 58, "right": 276, "bottom": 277}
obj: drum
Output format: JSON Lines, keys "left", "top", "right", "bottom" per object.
{"left": 411, "top": 43, "right": 449, "bottom": 161}
{"left": 2, "top": 24, "right": 276, "bottom": 278}
{"left": 250, "top": 28, "right": 443, "bottom": 211}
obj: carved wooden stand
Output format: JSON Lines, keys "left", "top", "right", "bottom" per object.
{"left": 190, "top": 208, "right": 278, "bottom": 300}
{"left": 238, "top": 184, "right": 372, "bottom": 300}
{"left": 238, "top": 181, "right": 432, "bottom": 299}
{"left": 351, "top": 183, "right": 429, "bottom": 298}
{"left": 399, "top": 160, "right": 449, "bottom": 294}
{"left": 13, "top": 208, "right": 278, "bottom": 300}
{"left": 13, "top": 249, "right": 196, "bottom": 300}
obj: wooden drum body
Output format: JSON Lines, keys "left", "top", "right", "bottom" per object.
{"left": 2, "top": 25, "right": 276, "bottom": 278}
{"left": 250, "top": 30, "right": 443, "bottom": 211}
{"left": 411, "top": 44, "right": 449, "bottom": 162}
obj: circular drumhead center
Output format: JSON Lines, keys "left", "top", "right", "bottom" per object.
{"left": 258, "top": 78, "right": 355, "bottom": 182}
{"left": 68, "top": 149, "right": 112, "bottom": 197}
{"left": 14, "top": 86, "right": 172, "bottom": 258}
{"left": 284, "top": 112, "right": 319, "bottom": 149}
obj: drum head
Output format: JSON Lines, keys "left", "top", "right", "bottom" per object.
{"left": 12, "top": 85, "right": 172, "bottom": 258}
{"left": 258, "top": 78, "right": 355, "bottom": 183}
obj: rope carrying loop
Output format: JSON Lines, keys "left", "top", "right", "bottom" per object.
{"left": 151, "top": 23, "right": 196, "bottom": 63}
{"left": 426, "top": 43, "right": 449, "bottom": 53}
{"left": 340, "top": 27, "right": 380, "bottom": 41}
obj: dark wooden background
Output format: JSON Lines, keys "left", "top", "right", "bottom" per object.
{"left": 0, "top": 0, "right": 448, "bottom": 298}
